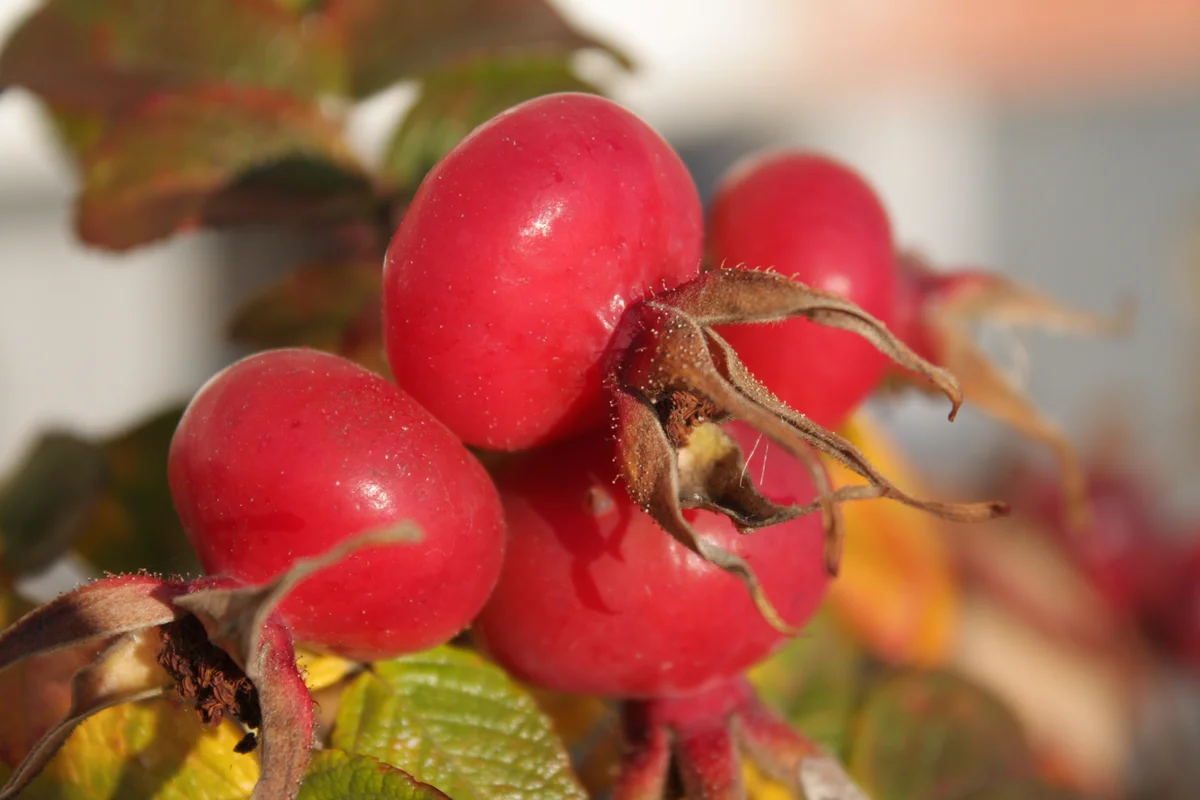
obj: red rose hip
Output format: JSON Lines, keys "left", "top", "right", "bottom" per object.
{"left": 383, "top": 92, "right": 703, "bottom": 451}
{"left": 707, "top": 150, "right": 896, "bottom": 428}
{"left": 168, "top": 348, "right": 506, "bottom": 661}
{"left": 473, "top": 423, "right": 828, "bottom": 698}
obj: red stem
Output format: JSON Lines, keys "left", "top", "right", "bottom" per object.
{"left": 612, "top": 702, "right": 671, "bottom": 800}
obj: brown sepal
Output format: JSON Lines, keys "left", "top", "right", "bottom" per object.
{"left": 894, "top": 251, "right": 1133, "bottom": 529}
{"left": 0, "top": 524, "right": 419, "bottom": 800}
{"left": 607, "top": 268, "right": 1008, "bottom": 633}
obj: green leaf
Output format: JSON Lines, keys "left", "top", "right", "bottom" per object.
{"left": 75, "top": 85, "right": 370, "bottom": 250}
{"left": 227, "top": 260, "right": 387, "bottom": 376}
{"left": 332, "top": 645, "right": 586, "bottom": 799}
{"left": 0, "top": 0, "right": 344, "bottom": 114}
{"left": 849, "top": 669, "right": 1041, "bottom": 800}
{"left": 748, "top": 610, "right": 864, "bottom": 760}
{"left": 74, "top": 406, "right": 200, "bottom": 577}
{"left": 0, "top": 432, "right": 108, "bottom": 576}
{"left": 299, "top": 750, "right": 450, "bottom": 800}
{"left": 383, "top": 53, "right": 600, "bottom": 192}
{"left": 330, "top": 0, "right": 628, "bottom": 98}
{"left": 13, "top": 697, "right": 259, "bottom": 800}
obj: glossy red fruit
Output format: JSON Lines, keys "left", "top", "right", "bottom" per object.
{"left": 168, "top": 348, "right": 506, "bottom": 661}
{"left": 473, "top": 423, "right": 828, "bottom": 698}
{"left": 383, "top": 92, "right": 703, "bottom": 451}
{"left": 707, "top": 151, "right": 895, "bottom": 428}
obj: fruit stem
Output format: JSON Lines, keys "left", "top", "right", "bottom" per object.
{"left": 613, "top": 678, "right": 867, "bottom": 800}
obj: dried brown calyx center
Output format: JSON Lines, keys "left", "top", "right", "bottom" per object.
{"left": 657, "top": 389, "right": 722, "bottom": 449}
{"left": 157, "top": 613, "right": 262, "bottom": 753}
{"left": 606, "top": 267, "right": 1009, "bottom": 633}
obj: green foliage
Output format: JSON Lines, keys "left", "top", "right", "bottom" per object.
{"left": 383, "top": 52, "right": 602, "bottom": 192}
{"left": 228, "top": 259, "right": 387, "bottom": 375}
{"left": 0, "top": 406, "right": 198, "bottom": 580}
{"left": 298, "top": 750, "right": 450, "bottom": 800}
{"left": 75, "top": 86, "right": 370, "bottom": 250}
{"left": 331, "top": 0, "right": 626, "bottom": 98}
{"left": 0, "top": 433, "right": 108, "bottom": 576}
{"left": 848, "top": 670, "right": 1042, "bottom": 800}
{"left": 749, "top": 610, "right": 865, "bottom": 760}
{"left": 334, "top": 646, "right": 587, "bottom": 800}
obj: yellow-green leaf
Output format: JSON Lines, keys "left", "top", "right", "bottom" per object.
{"left": 299, "top": 750, "right": 449, "bottom": 800}
{"left": 15, "top": 698, "right": 259, "bottom": 800}
{"left": 332, "top": 645, "right": 585, "bottom": 800}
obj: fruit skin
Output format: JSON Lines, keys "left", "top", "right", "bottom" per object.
{"left": 168, "top": 348, "right": 506, "bottom": 662}
{"left": 707, "top": 150, "right": 895, "bottom": 428}
{"left": 383, "top": 92, "right": 703, "bottom": 451}
{"left": 473, "top": 423, "right": 828, "bottom": 698}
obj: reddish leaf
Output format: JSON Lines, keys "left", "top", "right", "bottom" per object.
{"left": 0, "top": 0, "right": 344, "bottom": 116}
{"left": 0, "top": 576, "right": 183, "bottom": 672}
{"left": 227, "top": 260, "right": 387, "bottom": 375}
{"left": 327, "top": 0, "right": 628, "bottom": 98}
{"left": 74, "top": 85, "right": 369, "bottom": 250}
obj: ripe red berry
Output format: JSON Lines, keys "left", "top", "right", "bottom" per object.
{"left": 472, "top": 422, "right": 828, "bottom": 698}
{"left": 168, "top": 348, "right": 506, "bottom": 661}
{"left": 383, "top": 92, "right": 704, "bottom": 452}
{"left": 707, "top": 151, "right": 896, "bottom": 428}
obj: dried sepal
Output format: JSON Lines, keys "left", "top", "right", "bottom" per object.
{"left": 173, "top": 524, "right": 421, "bottom": 800}
{"left": 666, "top": 268, "right": 965, "bottom": 420}
{"left": 0, "top": 524, "right": 421, "bottom": 800}
{"left": 607, "top": 270, "right": 1007, "bottom": 632}
{"left": 174, "top": 522, "right": 422, "bottom": 664}
{"left": 0, "top": 575, "right": 184, "bottom": 672}
{"left": 896, "top": 251, "right": 1132, "bottom": 528}
{"left": 610, "top": 390, "right": 798, "bottom": 635}
{"left": 0, "top": 631, "right": 169, "bottom": 800}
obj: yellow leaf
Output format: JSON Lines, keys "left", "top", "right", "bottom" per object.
{"left": 744, "top": 759, "right": 794, "bottom": 800}
{"left": 18, "top": 698, "right": 258, "bottom": 800}
{"left": 295, "top": 647, "right": 356, "bottom": 692}
{"left": 823, "top": 412, "right": 960, "bottom": 666}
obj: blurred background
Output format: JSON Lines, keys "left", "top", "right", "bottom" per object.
{"left": 5, "top": 0, "right": 1200, "bottom": 507}
{"left": 3, "top": 1, "right": 1200, "bottom": 798}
